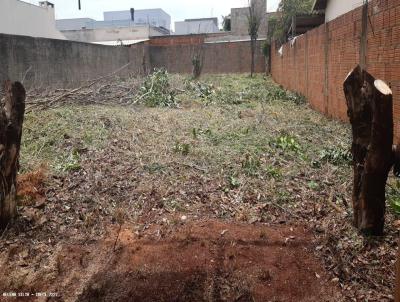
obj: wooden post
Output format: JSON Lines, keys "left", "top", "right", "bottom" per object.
{"left": 0, "top": 81, "right": 26, "bottom": 229}
{"left": 343, "top": 66, "right": 393, "bottom": 236}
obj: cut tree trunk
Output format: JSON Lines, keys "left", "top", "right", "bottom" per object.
{"left": 343, "top": 65, "right": 393, "bottom": 236}
{"left": 0, "top": 81, "right": 26, "bottom": 229}
{"left": 250, "top": 38, "right": 256, "bottom": 77}
{"left": 396, "top": 245, "right": 400, "bottom": 302}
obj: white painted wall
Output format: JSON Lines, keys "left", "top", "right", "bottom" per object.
{"left": 104, "top": 9, "right": 171, "bottom": 30}
{"left": 61, "top": 26, "right": 166, "bottom": 43}
{"left": 0, "top": 0, "right": 65, "bottom": 39}
{"left": 174, "top": 20, "right": 219, "bottom": 35}
{"left": 325, "top": 0, "right": 364, "bottom": 22}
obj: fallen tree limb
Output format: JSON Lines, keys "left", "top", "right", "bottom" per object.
{"left": 47, "top": 62, "right": 132, "bottom": 106}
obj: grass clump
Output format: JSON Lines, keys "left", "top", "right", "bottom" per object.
{"left": 55, "top": 149, "right": 82, "bottom": 172}
{"left": 21, "top": 106, "right": 113, "bottom": 172}
{"left": 241, "top": 153, "right": 261, "bottom": 176}
{"left": 174, "top": 142, "right": 190, "bottom": 156}
{"left": 185, "top": 81, "right": 215, "bottom": 101}
{"left": 387, "top": 181, "right": 400, "bottom": 215}
{"left": 319, "top": 146, "right": 352, "bottom": 166}
{"left": 227, "top": 175, "right": 241, "bottom": 190}
{"left": 264, "top": 165, "right": 282, "bottom": 180}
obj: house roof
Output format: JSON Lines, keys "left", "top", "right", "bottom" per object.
{"left": 312, "top": 0, "right": 329, "bottom": 11}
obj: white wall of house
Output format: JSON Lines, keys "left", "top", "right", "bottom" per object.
{"left": 0, "top": 0, "right": 65, "bottom": 39}
{"left": 61, "top": 26, "right": 165, "bottom": 44}
{"left": 104, "top": 9, "right": 171, "bottom": 30}
{"left": 174, "top": 20, "right": 219, "bottom": 35}
{"left": 325, "top": 0, "right": 363, "bottom": 22}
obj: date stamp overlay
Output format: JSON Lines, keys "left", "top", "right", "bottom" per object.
{"left": 2, "top": 292, "right": 60, "bottom": 298}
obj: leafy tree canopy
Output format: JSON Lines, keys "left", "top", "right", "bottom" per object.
{"left": 269, "top": 0, "right": 314, "bottom": 43}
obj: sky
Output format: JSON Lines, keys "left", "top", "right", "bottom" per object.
{"left": 23, "top": 0, "right": 280, "bottom": 27}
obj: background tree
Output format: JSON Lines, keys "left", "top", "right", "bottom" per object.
{"left": 222, "top": 15, "right": 231, "bottom": 32}
{"left": 247, "top": 0, "right": 263, "bottom": 77}
{"left": 191, "top": 46, "right": 204, "bottom": 79}
{"left": 268, "top": 0, "right": 314, "bottom": 44}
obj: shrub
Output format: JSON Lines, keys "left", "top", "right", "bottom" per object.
{"left": 138, "top": 68, "right": 177, "bottom": 107}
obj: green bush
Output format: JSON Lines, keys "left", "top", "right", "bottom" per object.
{"left": 264, "top": 86, "right": 306, "bottom": 105}
{"left": 139, "top": 68, "right": 177, "bottom": 107}
{"left": 262, "top": 41, "right": 271, "bottom": 58}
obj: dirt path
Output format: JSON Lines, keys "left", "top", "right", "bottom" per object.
{"left": 1, "top": 220, "right": 340, "bottom": 302}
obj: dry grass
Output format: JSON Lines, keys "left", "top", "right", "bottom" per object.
{"left": 5, "top": 73, "right": 398, "bottom": 300}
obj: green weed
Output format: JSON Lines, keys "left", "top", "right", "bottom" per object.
{"left": 241, "top": 153, "right": 261, "bottom": 176}
{"left": 174, "top": 142, "right": 190, "bottom": 156}
{"left": 387, "top": 181, "right": 400, "bottom": 215}
{"left": 272, "top": 134, "right": 301, "bottom": 154}
{"left": 319, "top": 146, "right": 352, "bottom": 166}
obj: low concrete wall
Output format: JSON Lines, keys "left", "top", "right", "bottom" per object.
{"left": 0, "top": 32, "right": 264, "bottom": 89}
{"left": 0, "top": 33, "right": 145, "bottom": 88}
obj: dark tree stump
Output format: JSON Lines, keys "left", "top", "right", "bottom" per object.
{"left": 343, "top": 66, "right": 393, "bottom": 236}
{"left": 0, "top": 81, "right": 26, "bottom": 229}
{"left": 396, "top": 246, "right": 400, "bottom": 302}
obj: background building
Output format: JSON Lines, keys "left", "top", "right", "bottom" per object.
{"left": 313, "top": 0, "right": 363, "bottom": 22}
{"left": 231, "top": 0, "right": 267, "bottom": 38}
{"left": 205, "top": 0, "right": 269, "bottom": 43}
{"left": 103, "top": 9, "right": 171, "bottom": 31}
{"left": 0, "top": 0, "right": 65, "bottom": 39}
{"left": 174, "top": 18, "right": 219, "bottom": 35}
{"left": 56, "top": 8, "right": 171, "bottom": 45}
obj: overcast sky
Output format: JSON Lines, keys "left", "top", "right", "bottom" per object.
{"left": 24, "top": 0, "right": 280, "bottom": 26}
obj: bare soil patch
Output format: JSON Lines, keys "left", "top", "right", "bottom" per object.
{"left": 2, "top": 220, "right": 340, "bottom": 302}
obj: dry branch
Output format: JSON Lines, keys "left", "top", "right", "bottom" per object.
{"left": 26, "top": 62, "right": 134, "bottom": 111}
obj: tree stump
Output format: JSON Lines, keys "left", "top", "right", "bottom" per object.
{"left": 396, "top": 245, "right": 400, "bottom": 302}
{"left": 0, "top": 81, "right": 26, "bottom": 229}
{"left": 343, "top": 66, "right": 393, "bottom": 236}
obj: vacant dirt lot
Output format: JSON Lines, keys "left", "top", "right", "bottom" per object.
{"left": 0, "top": 74, "right": 397, "bottom": 301}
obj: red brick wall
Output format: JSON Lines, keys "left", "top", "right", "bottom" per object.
{"left": 271, "top": 0, "right": 400, "bottom": 141}
{"left": 137, "top": 35, "right": 266, "bottom": 74}
{"left": 148, "top": 35, "right": 205, "bottom": 46}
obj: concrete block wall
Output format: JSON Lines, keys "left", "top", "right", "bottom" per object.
{"left": 271, "top": 0, "right": 400, "bottom": 141}
{"left": 0, "top": 33, "right": 146, "bottom": 88}
{"left": 0, "top": 32, "right": 263, "bottom": 89}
